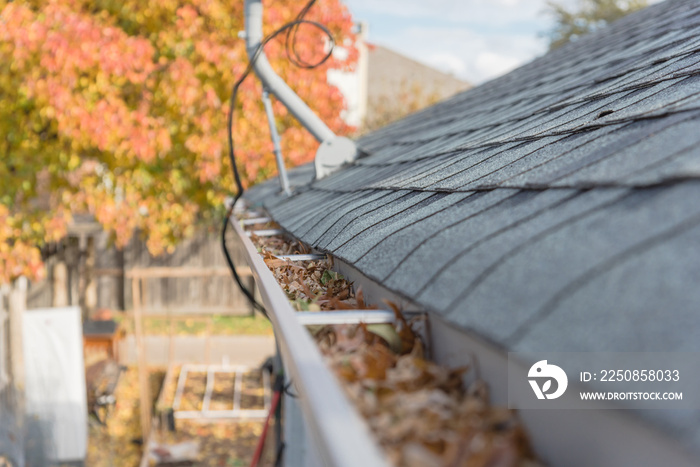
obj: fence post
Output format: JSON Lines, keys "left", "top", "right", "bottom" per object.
{"left": 132, "top": 277, "right": 151, "bottom": 439}
{"left": 8, "top": 277, "right": 27, "bottom": 395}
{"left": 52, "top": 262, "right": 69, "bottom": 308}
{"left": 0, "top": 285, "right": 9, "bottom": 391}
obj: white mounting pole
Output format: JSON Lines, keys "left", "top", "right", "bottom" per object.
{"left": 261, "top": 88, "right": 291, "bottom": 195}
{"left": 243, "top": 0, "right": 357, "bottom": 180}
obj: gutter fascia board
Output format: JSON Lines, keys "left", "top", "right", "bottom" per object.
{"left": 230, "top": 217, "right": 390, "bottom": 467}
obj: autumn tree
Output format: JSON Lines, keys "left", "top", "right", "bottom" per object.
{"left": 545, "top": 0, "right": 648, "bottom": 50}
{"left": 0, "top": 0, "right": 357, "bottom": 282}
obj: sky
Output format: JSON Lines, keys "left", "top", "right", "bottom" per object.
{"left": 341, "top": 0, "right": 555, "bottom": 85}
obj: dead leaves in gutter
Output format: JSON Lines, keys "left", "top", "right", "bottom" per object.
{"left": 248, "top": 223, "right": 541, "bottom": 467}
{"left": 316, "top": 323, "right": 539, "bottom": 467}
{"left": 254, "top": 232, "right": 367, "bottom": 312}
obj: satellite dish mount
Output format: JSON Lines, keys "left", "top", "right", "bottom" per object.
{"left": 243, "top": 0, "right": 357, "bottom": 193}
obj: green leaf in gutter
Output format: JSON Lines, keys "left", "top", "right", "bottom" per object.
{"left": 320, "top": 270, "right": 343, "bottom": 285}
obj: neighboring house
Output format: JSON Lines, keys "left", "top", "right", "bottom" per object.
{"left": 328, "top": 24, "right": 469, "bottom": 129}
{"left": 247, "top": 0, "right": 700, "bottom": 465}
{"left": 362, "top": 44, "right": 470, "bottom": 131}
{"left": 366, "top": 44, "right": 469, "bottom": 106}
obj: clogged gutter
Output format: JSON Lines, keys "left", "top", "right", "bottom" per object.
{"left": 242, "top": 213, "right": 542, "bottom": 467}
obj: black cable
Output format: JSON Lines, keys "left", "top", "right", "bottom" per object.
{"left": 285, "top": 0, "right": 334, "bottom": 69}
{"left": 222, "top": 0, "right": 335, "bottom": 314}
{"left": 221, "top": 206, "right": 266, "bottom": 314}
{"left": 282, "top": 380, "right": 298, "bottom": 398}
{"left": 274, "top": 442, "right": 286, "bottom": 467}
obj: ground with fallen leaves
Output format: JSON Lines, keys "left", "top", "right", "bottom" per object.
{"left": 116, "top": 314, "right": 273, "bottom": 336}
{"left": 247, "top": 216, "right": 542, "bottom": 467}
{"left": 148, "top": 365, "right": 273, "bottom": 467}
{"left": 86, "top": 364, "right": 159, "bottom": 467}
{"left": 146, "top": 421, "right": 268, "bottom": 467}
{"left": 85, "top": 361, "right": 271, "bottom": 466}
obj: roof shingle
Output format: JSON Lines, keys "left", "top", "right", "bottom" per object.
{"left": 245, "top": 0, "right": 700, "bottom": 454}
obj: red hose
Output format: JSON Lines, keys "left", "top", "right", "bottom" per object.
{"left": 250, "top": 387, "right": 282, "bottom": 467}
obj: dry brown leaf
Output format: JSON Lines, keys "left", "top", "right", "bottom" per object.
{"left": 384, "top": 300, "right": 417, "bottom": 354}
{"left": 355, "top": 344, "right": 396, "bottom": 380}
{"left": 356, "top": 286, "right": 366, "bottom": 308}
{"left": 402, "top": 443, "right": 443, "bottom": 467}
{"left": 264, "top": 258, "right": 289, "bottom": 268}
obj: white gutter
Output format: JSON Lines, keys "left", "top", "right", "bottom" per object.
{"left": 234, "top": 214, "right": 699, "bottom": 465}
{"left": 230, "top": 218, "right": 390, "bottom": 467}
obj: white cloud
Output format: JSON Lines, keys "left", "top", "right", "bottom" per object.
{"left": 345, "top": 0, "right": 549, "bottom": 27}
{"left": 344, "top": 0, "right": 551, "bottom": 84}
{"left": 343, "top": 0, "right": 666, "bottom": 83}
{"left": 427, "top": 52, "right": 469, "bottom": 77}
{"left": 475, "top": 52, "right": 522, "bottom": 80}
{"left": 371, "top": 25, "right": 547, "bottom": 84}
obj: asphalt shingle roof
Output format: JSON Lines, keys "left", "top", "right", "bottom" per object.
{"left": 245, "top": 0, "right": 700, "bottom": 454}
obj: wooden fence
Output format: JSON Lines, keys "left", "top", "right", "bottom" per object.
{"left": 27, "top": 225, "right": 255, "bottom": 318}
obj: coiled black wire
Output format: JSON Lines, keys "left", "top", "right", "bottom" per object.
{"left": 221, "top": 0, "right": 335, "bottom": 316}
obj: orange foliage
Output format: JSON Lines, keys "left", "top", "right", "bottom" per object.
{"left": 0, "top": 0, "right": 357, "bottom": 281}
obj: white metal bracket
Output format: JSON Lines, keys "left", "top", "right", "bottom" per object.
{"left": 244, "top": 0, "right": 357, "bottom": 182}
